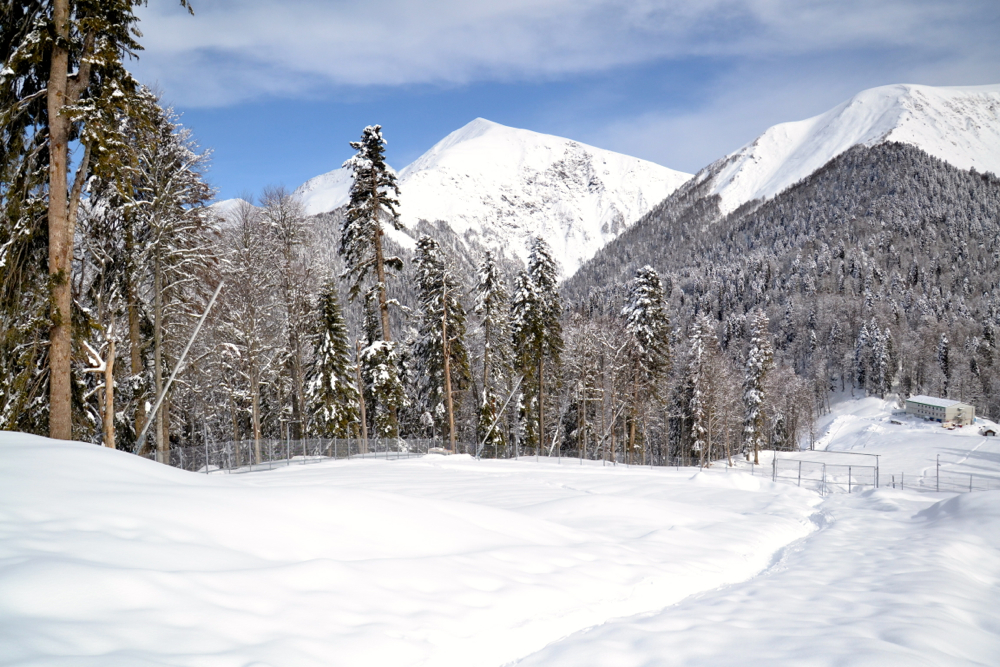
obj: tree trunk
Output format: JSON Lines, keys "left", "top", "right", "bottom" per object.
{"left": 154, "top": 255, "right": 167, "bottom": 463}
{"left": 356, "top": 340, "right": 368, "bottom": 454}
{"left": 232, "top": 399, "right": 240, "bottom": 467}
{"left": 252, "top": 367, "right": 262, "bottom": 464}
{"left": 373, "top": 229, "right": 391, "bottom": 343}
{"left": 372, "top": 227, "right": 398, "bottom": 433}
{"left": 537, "top": 351, "right": 544, "bottom": 457}
{"left": 290, "top": 328, "right": 304, "bottom": 439}
{"left": 482, "top": 324, "right": 491, "bottom": 443}
{"left": 610, "top": 376, "right": 616, "bottom": 464}
{"left": 443, "top": 282, "right": 456, "bottom": 453}
{"left": 47, "top": 0, "right": 72, "bottom": 440}
{"left": 103, "top": 339, "right": 116, "bottom": 449}
{"left": 126, "top": 225, "right": 146, "bottom": 440}
{"left": 629, "top": 373, "right": 638, "bottom": 465}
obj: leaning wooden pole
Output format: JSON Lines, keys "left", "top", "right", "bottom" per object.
{"left": 134, "top": 281, "right": 224, "bottom": 457}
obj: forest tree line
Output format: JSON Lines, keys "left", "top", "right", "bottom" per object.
{"left": 7, "top": 4, "right": 995, "bottom": 465}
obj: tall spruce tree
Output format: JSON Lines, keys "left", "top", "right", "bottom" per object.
{"left": 743, "top": 310, "right": 773, "bottom": 464}
{"left": 339, "top": 124, "right": 403, "bottom": 433}
{"left": 688, "top": 316, "right": 709, "bottom": 466}
{"left": 474, "top": 250, "right": 511, "bottom": 456}
{"left": 622, "top": 265, "right": 671, "bottom": 462}
{"left": 511, "top": 237, "right": 563, "bottom": 452}
{"left": 339, "top": 125, "right": 402, "bottom": 338}
{"left": 305, "top": 278, "right": 358, "bottom": 438}
{"left": 412, "top": 235, "right": 469, "bottom": 450}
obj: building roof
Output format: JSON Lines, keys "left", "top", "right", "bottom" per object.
{"left": 906, "top": 395, "right": 968, "bottom": 409}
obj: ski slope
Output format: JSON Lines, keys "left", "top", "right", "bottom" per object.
{"left": 2, "top": 404, "right": 999, "bottom": 666}
{"left": 698, "top": 83, "right": 1000, "bottom": 216}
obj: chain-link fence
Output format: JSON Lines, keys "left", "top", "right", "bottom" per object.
{"left": 773, "top": 458, "right": 877, "bottom": 494}
{"left": 772, "top": 456, "right": 1000, "bottom": 495}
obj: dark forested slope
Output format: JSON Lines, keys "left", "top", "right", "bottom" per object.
{"left": 566, "top": 142, "right": 1000, "bottom": 418}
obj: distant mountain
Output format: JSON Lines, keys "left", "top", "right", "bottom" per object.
{"left": 567, "top": 82, "right": 1000, "bottom": 297}
{"left": 697, "top": 83, "right": 1000, "bottom": 218}
{"left": 294, "top": 118, "right": 691, "bottom": 277}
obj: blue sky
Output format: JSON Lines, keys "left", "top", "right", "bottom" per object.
{"left": 131, "top": 0, "right": 1000, "bottom": 201}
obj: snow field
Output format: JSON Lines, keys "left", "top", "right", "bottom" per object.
{"left": 517, "top": 487, "right": 1000, "bottom": 667}
{"left": 4, "top": 400, "right": 999, "bottom": 667}
{"left": 0, "top": 434, "right": 815, "bottom": 667}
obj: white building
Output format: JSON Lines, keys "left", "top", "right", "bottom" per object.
{"left": 905, "top": 395, "right": 975, "bottom": 425}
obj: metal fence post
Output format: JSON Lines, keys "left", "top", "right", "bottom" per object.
{"left": 936, "top": 454, "right": 940, "bottom": 492}
{"left": 848, "top": 466, "right": 852, "bottom": 493}
{"left": 797, "top": 460, "right": 802, "bottom": 487}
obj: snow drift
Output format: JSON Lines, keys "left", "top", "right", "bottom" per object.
{"left": 0, "top": 432, "right": 813, "bottom": 666}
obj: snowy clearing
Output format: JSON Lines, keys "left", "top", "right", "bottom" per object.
{"left": 2, "top": 402, "right": 999, "bottom": 666}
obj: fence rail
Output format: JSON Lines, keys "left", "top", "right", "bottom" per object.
{"left": 146, "top": 438, "right": 447, "bottom": 473}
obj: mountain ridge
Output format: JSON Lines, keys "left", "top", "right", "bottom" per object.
{"left": 698, "top": 83, "right": 1000, "bottom": 218}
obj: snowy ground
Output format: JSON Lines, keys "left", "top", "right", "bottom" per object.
{"left": 2, "top": 397, "right": 999, "bottom": 666}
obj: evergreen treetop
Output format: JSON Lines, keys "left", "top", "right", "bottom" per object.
{"left": 339, "top": 125, "right": 403, "bottom": 302}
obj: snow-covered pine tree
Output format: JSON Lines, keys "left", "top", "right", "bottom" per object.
{"left": 474, "top": 250, "right": 511, "bottom": 456}
{"left": 688, "top": 318, "right": 707, "bottom": 466}
{"left": 743, "top": 310, "right": 773, "bottom": 464}
{"left": 622, "top": 265, "right": 671, "bottom": 463}
{"left": 339, "top": 125, "right": 403, "bottom": 434}
{"left": 411, "top": 235, "right": 469, "bottom": 450}
{"left": 510, "top": 270, "right": 539, "bottom": 447}
{"left": 854, "top": 321, "right": 870, "bottom": 391}
{"left": 511, "top": 237, "right": 563, "bottom": 453}
{"left": 339, "top": 125, "right": 402, "bottom": 335}
{"left": 873, "top": 326, "right": 894, "bottom": 398}
{"left": 305, "top": 277, "right": 358, "bottom": 438}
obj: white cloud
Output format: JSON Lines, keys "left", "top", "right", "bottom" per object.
{"left": 133, "top": 0, "right": 1000, "bottom": 107}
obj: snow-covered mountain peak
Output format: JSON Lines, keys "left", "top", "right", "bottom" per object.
{"left": 395, "top": 118, "right": 692, "bottom": 275}
{"left": 294, "top": 118, "right": 692, "bottom": 277}
{"left": 701, "top": 83, "right": 1000, "bottom": 216}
